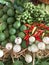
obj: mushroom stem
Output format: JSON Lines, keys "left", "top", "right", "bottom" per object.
{"left": 32, "top": 53, "right": 35, "bottom": 65}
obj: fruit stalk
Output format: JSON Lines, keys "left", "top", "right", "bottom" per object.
{"left": 32, "top": 53, "right": 35, "bottom": 65}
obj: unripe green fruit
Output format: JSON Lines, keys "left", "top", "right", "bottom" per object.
{"left": 2, "top": 14, "right": 8, "bottom": 22}
{"left": 7, "top": 8, "right": 15, "bottom": 16}
{"left": 13, "top": 21, "right": 21, "bottom": 29}
{"left": 4, "top": 30, "right": 9, "bottom": 38}
{"left": 0, "top": 22, "right": 7, "bottom": 31}
{"left": 0, "top": 33, "right": 6, "bottom": 42}
{"left": 3, "top": 5, "right": 8, "bottom": 13}
{"left": 18, "top": 32, "right": 25, "bottom": 38}
{"left": 9, "top": 28, "right": 16, "bottom": 35}
{"left": 20, "top": 25, "right": 27, "bottom": 31}
{"left": 1, "top": 41, "right": 7, "bottom": 47}
{"left": 10, "top": 35, "right": 16, "bottom": 42}
{"left": 0, "top": 10, "right": 3, "bottom": 18}
{"left": 7, "top": 17, "right": 15, "bottom": 24}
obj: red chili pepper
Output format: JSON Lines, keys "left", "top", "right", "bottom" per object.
{"left": 36, "top": 23, "right": 49, "bottom": 30}
{"left": 24, "top": 30, "right": 29, "bottom": 34}
{"left": 37, "top": 23, "right": 44, "bottom": 27}
{"left": 33, "top": 29, "right": 44, "bottom": 36}
{"left": 29, "top": 25, "right": 35, "bottom": 32}
{"left": 24, "top": 34, "right": 30, "bottom": 46}
{"left": 43, "top": 25, "right": 49, "bottom": 30}
{"left": 26, "top": 40, "right": 29, "bottom": 46}
{"left": 25, "top": 24, "right": 31, "bottom": 28}
{"left": 24, "top": 34, "right": 30, "bottom": 41}
{"left": 35, "top": 36, "right": 42, "bottom": 42}
{"left": 33, "top": 29, "right": 44, "bottom": 42}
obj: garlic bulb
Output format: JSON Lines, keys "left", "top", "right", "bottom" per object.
{"left": 38, "top": 42, "right": 45, "bottom": 50}
{"left": 0, "top": 50, "right": 4, "bottom": 57}
{"left": 31, "top": 44, "right": 39, "bottom": 52}
{"left": 15, "top": 37, "right": 22, "bottom": 44}
{"left": 13, "top": 45, "right": 21, "bottom": 53}
{"left": 43, "top": 37, "right": 49, "bottom": 44}
{"left": 29, "top": 36, "right": 35, "bottom": 43}
{"left": 25, "top": 54, "right": 32, "bottom": 63}
{"left": 6, "top": 43, "right": 13, "bottom": 50}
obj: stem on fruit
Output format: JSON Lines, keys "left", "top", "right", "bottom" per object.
{"left": 32, "top": 53, "right": 35, "bottom": 65}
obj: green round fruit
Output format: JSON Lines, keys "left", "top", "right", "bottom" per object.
{"left": 18, "top": 32, "right": 25, "bottom": 38}
{"left": 4, "top": 30, "right": 9, "bottom": 38}
{"left": 21, "top": 40, "right": 27, "bottom": 48}
{"left": 13, "top": 21, "right": 21, "bottom": 29}
{"left": 0, "top": 10, "right": 3, "bottom": 18}
{"left": 0, "top": 33, "right": 6, "bottom": 42}
{"left": 20, "top": 25, "right": 27, "bottom": 31}
{"left": 7, "top": 17, "right": 15, "bottom": 24}
{"left": 10, "top": 35, "right": 16, "bottom": 42}
{"left": 1, "top": 40, "right": 7, "bottom": 47}
{"left": 0, "top": 22, "right": 7, "bottom": 31}
{"left": 2, "top": 14, "right": 8, "bottom": 22}
{"left": 3, "top": 5, "right": 8, "bottom": 13}
{"left": 7, "top": 8, "right": 15, "bottom": 16}
{"left": 9, "top": 28, "right": 16, "bottom": 35}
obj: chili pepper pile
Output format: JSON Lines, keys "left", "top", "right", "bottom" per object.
{"left": 24, "top": 23, "right": 49, "bottom": 46}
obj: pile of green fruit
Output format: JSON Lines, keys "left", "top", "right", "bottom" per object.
{"left": 0, "top": 4, "right": 27, "bottom": 48}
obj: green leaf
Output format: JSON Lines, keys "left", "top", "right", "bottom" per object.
{"left": 0, "top": 61, "right": 4, "bottom": 65}
{"left": 41, "top": 61, "right": 49, "bottom": 65}
{"left": 13, "top": 60, "right": 23, "bottom": 65}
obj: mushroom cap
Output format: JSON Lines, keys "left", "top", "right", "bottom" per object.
{"left": 25, "top": 54, "right": 32, "bottom": 63}
{"left": 13, "top": 45, "right": 21, "bottom": 53}
{"left": 31, "top": 44, "right": 39, "bottom": 52}
{"left": 6, "top": 43, "right": 13, "bottom": 50}
{"left": 43, "top": 37, "right": 49, "bottom": 44}
{"left": 38, "top": 42, "right": 45, "bottom": 50}
{"left": 15, "top": 37, "right": 22, "bottom": 44}
{"left": 29, "top": 36, "right": 35, "bottom": 43}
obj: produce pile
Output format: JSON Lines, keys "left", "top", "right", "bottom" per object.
{"left": 0, "top": 0, "right": 49, "bottom": 65}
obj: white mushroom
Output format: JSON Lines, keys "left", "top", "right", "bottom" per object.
{"left": 25, "top": 54, "right": 32, "bottom": 63}
{"left": 42, "top": 37, "right": 49, "bottom": 44}
{"left": 29, "top": 36, "right": 35, "bottom": 43}
{"left": 6, "top": 43, "right": 13, "bottom": 50}
{"left": 13, "top": 45, "right": 21, "bottom": 53}
{"left": 31, "top": 44, "right": 39, "bottom": 53}
{"left": 38, "top": 42, "right": 45, "bottom": 50}
{"left": 15, "top": 37, "right": 22, "bottom": 44}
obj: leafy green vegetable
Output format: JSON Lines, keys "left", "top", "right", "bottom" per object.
{"left": 0, "top": 61, "right": 4, "bottom": 65}
{"left": 13, "top": 60, "right": 23, "bottom": 65}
